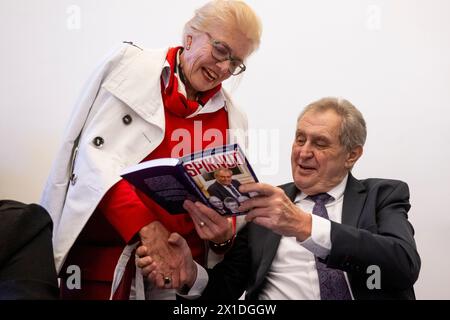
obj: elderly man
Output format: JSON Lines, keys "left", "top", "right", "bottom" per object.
{"left": 137, "top": 97, "right": 421, "bottom": 300}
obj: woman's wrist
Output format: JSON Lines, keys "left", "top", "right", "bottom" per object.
{"left": 209, "top": 234, "right": 236, "bottom": 252}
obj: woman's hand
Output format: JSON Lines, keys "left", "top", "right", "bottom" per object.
{"left": 183, "top": 200, "right": 234, "bottom": 244}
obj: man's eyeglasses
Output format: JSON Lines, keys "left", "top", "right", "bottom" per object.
{"left": 206, "top": 33, "right": 246, "bottom": 76}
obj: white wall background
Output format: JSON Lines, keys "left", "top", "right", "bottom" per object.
{"left": 1, "top": 0, "right": 449, "bottom": 299}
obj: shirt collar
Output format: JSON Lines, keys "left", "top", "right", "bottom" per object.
{"left": 161, "top": 49, "right": 226, "bottom": 117}
{"left": 296, "top": 173, "right": 349, "bottom": 203}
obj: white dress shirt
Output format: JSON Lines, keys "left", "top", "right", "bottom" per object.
{"left": 259, "top": 174, "right": 353, "bottom": 300}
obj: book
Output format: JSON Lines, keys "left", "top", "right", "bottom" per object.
{"left": 120, "top": 144, "right": 259, "bottom": 216}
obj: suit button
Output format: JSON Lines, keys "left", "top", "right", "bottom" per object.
{"left": 122, "top": 114, "right": 132, "bottom": 125}
{"left": 93, "top": 136, "right": 104, "bottom": 147}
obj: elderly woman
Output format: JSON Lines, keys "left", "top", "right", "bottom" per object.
{"left": 41, "top": 0, "right": 261, "bottom": 300}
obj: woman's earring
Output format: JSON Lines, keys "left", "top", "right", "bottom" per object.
{"left": 186, "top": 36, "right": 192, "bottom": 50}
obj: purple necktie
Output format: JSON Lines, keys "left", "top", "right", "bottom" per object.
{"left": 308, "top": 193, "right": 352, "bottom": 300}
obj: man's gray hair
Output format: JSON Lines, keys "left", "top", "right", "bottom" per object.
{"left": 214, "top": 167, "right": 232, "bottom": 177}
{"left": 298, "top": 97, "right": 367, "bottom": 151}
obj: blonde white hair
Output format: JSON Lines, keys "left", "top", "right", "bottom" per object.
{"left": 183, "top": 0, "right": 262, "bottom": 54}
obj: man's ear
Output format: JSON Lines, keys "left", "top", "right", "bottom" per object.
{"left": 345, "top": 145, "right": 363, "bottom": 169}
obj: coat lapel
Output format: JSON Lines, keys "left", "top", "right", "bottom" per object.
{"left": 223, "top": 89, "right": 248, "bottom": 150}
{"left": 103, "top": 47, "right": 168, "bottom": 132}
{"left": 341, "top": 173, "right": 367, "bottom": 227}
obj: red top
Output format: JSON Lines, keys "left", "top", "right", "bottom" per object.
{"left": 99, "top": 106, "right": 230, "bottom": 263}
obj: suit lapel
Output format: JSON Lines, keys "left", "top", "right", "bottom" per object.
{"left": 278, "top": 178, "right": 367, "bottom": 227}
{"left": 281, "top": 182, "right": 300, "bottom": 202}
{"left": 341, "top": 173, "right": 367, "bottom": 227}
{"left": 256, "top": 231, "right": 281, "bottom": 280}
{"left": 253, "top": 183, "right": 298, "bottom": 286}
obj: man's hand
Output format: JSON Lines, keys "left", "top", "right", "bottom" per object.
{"left": 136, "top": 232, "right": 197, "bottom": 290}
{"left": 183, "top": 200, "right": 233, "bottom": 244}
{"left": 138, "top": 221, "right": 181, "bottom": 287}
{"left": 238, "top": 183, "right": 312, "bottom": 241}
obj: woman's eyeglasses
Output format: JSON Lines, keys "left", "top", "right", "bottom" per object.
{"left": 205, "top": 33, "right": 246, "bottom": 76}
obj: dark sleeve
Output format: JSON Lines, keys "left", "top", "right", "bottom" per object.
{"left": 327, "top": 182, "right": 421, "bottom": 290}
{"left": 0, "top": 201, "right": 59, "bottom": 299}
{"left": 199, "top": 224, "right": 251, "bottom": 300}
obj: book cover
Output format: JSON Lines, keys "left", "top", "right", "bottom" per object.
{"left": 120, "top": 144, "right": 258, "bottom": 216}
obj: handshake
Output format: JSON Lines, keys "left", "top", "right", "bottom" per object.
{"left": 135, "top": 198, "right": 235, "bottom": 291}
{"left": 136, "top": 230, "right": 198, "bottom": 290}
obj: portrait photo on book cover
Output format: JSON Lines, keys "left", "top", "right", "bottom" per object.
{"left": 204, "top": 167, "right": 253, "bottom": 215}
{"left": 183, "top": 144, "right": 259, "bottom": 216}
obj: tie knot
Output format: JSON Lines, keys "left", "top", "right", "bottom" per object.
{"left": 307, "top": 193, "right": 333, "bottom": 205}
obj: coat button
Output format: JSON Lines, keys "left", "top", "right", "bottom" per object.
{"left": 122, "top": 114, "right": 132, "bottom": 125}
{"left": 93, "top": 136, "right": 104, "bottom": 147}
{"left": 70, "top": 173, "right": 77, "bottom": 185}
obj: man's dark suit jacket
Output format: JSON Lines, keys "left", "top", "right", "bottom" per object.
{"left": 0, "top": 200, "right": 59, "bottom": 299}
{"left": 207, "top": 180, "right": 248, "bottom": 201}
{"left": 201, "top": 174, "right": 421, "bottom": 300}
